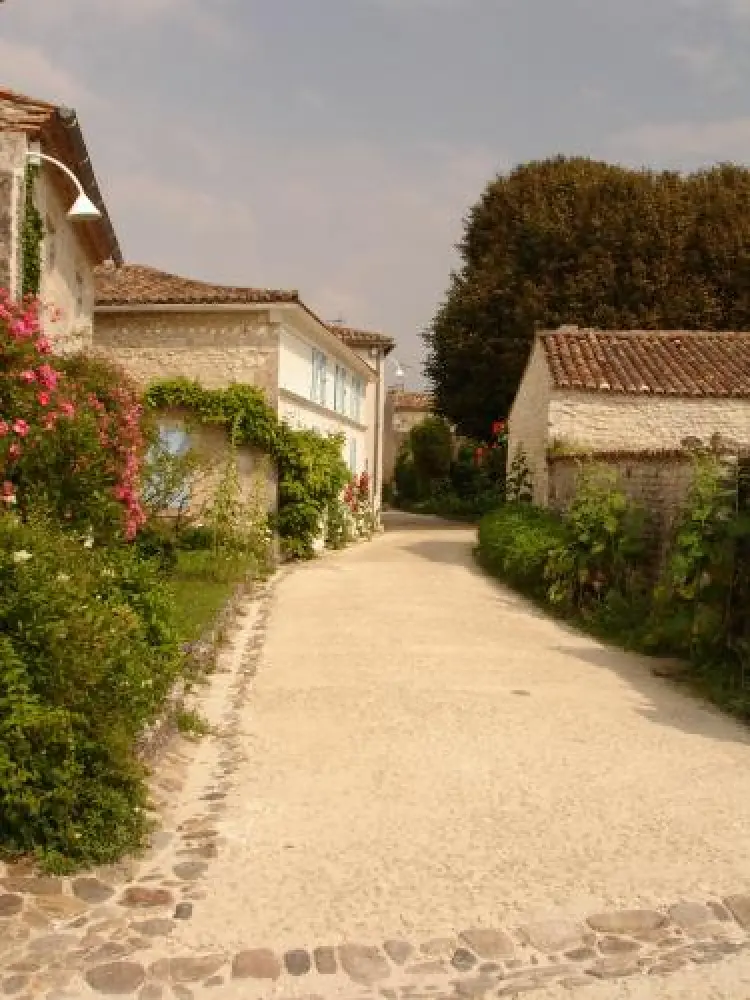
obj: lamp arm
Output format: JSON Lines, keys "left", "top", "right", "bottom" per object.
{"left": 26, "top": 151, "right": 86, "bottom": 199}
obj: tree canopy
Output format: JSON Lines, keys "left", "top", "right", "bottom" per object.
{"left": 423, "top": 156, "right": 750, "bottom": 440}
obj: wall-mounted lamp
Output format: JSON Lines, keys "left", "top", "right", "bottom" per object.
{"left": 26, "top": 147, "right": 102, "bottom": 222}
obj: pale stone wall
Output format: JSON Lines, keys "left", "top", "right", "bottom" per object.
{"left": 0, "top": 133, "right": 26, "bottom": 300}
{"left": 93, "top": 309, "right": 281, "bottom": 512}
{"left": 35, "top": 167, "right": 98, "bottom": 354}
{"left": 156, "top": 410, "right": 277, "bottom": 521}
{"left": 507, "top": 340, "right": 552, "bottom": 504}
{"left": 93, "top": 310, "right": 280, "bottom": 402}
{"left": 548, "top": 393, "right": 750, "bottom": 454}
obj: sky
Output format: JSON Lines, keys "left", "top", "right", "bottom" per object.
{"left": 2, "top": 1, "right": 750, "bottom": 388}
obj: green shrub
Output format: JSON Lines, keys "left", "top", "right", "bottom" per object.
{"left": 478, "top": 503, "right": 569, "bottom": 598}
{"left": 545, "top": 465, "right": 648, "bottom": 612}
{"left": 0, "top": 511, "right": 180, "bottom": 868}
{"left": 178, "top": 524, "right": 214, "bottom": 551}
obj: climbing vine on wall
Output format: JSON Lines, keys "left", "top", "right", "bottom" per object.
{"left": 21, "top": 165, "right": 44, "bottom": 298}
{"left": 144, "top": 378, "right": 350, "bottom": 559}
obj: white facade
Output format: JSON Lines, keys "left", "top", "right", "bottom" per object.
{"left": 277, "top": 321, "right": 374, "bottom": 481}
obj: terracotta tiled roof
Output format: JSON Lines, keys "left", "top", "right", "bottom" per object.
{"left": 540, "top": 328, "right": 750, "bottom": 397}
{"left": 0, "top": 89, "right": 57, "bottom": 133}
{"left": 0, "top": 88, "right": 121, "bottom": 265}
{"left": 328, "top": 323, "right": 395, "bottom": 353}
{"left": 388, "top": 390, "right": 433, "bottom": 411}
{"left": 95, "top": 264, "right": 300, "bottom": 307}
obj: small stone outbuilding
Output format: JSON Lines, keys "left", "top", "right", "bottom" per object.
{"left": 508, "top": 327, "right": 750, "bottom": 540}
{"left": 383, "top": 390, "right": 433, "bottom": 484}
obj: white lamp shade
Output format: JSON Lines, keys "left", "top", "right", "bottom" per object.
{"left": 67, "top": 192, "right": 101, "bottom": 221}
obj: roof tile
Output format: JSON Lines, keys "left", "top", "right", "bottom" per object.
{"left": 95, "top": 264, "right": 299, "bottom": 307}
{"left": 541, "top": 328, "right": 750, "bottom": 397}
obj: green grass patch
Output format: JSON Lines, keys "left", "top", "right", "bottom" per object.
{"left": 169, "top": 549, "right": 254, "bottom": 643}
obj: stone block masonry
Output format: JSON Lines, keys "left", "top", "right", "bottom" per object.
{"left": 93, "top": 310, "right": 281, "bottom": 404}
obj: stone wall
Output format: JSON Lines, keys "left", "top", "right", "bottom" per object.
{"left": 94, "top": 310, "right": 282, "bottom": 512}
{"left": 547, "top": 451, "right": 700, "bottom": 567}
{"left": 507, "top": 340, "right": 552, "bottom": 504}
{"left": 549, "top": 393, "right": 750, "bottom": 455}
{"left": 0, "top": 133, "right": 26, "bottom": 300}
{"left": 0, "top": 170, "right": 14, "bottom": 293}
{"left": 94, "top": 309, "right": 280, "bottom": 403}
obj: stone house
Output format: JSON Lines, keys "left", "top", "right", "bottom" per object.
{"left": 508, "top": 326, "right": 750, "bottom": 544}
{"left": 93, "top": 264, "right": 393, "bottom": 519}
{"left": 383, "top": 390, "right": 433, "bottom": 484}
{"left": 0, "top": 88, "right": 121, "bottom": 351}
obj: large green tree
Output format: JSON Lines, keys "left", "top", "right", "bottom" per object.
{"left": 424, "top": 156, "right": 750, "bottom": 440}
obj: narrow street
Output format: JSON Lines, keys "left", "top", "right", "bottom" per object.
{"left": 6, "top": 516, "right": 750, "bottom": 999}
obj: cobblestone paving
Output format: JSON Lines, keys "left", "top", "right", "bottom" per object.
{"left": 3, "top": 540, "right": 750, "bottom": 999}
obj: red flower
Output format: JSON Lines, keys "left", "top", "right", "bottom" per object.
{"left": 19, "top": 370, "right": 37, "bottom": 384}
{"left": 8, "top": 442, "right": 21, "bottom": 460}
{"left": 37, "top": 391, "right": 51, "bottom": 407}
{"left": 492, "top": 419, "right": 506, "bottom": 436}
{"left": 12, "top": 419, "right": 29, "bottom": 437}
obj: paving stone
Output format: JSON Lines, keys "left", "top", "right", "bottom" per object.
{"left": 178, "top": 843, "right": 218, "bottom": 860}
{"left": 284, "top": 949, "right": 311, "bottom": 976}
{"left": 73, "top": 878, "right": 115, "bottom": 904}
{"left": 28, "top": 932, "right": 78, "bottom": 955}
{"left": 559, "top": 976, "right": 592, "bottom": 991}
{"left": 6, "top": 961, "right": 39, "bottom": 974}
{"left": 518, "top": 919, "right": 585, "bottom": 954}
{"left": 708, "top": 902, "right": 732, "bottom": 922}
{"left": 421, "top": 937, "right": 457, "bottom": 958}
{"left": 2, "top": 877, "right": 63, "bottom": 896}
{"left": 231, "top": 948, "right": 282, "bottom": 980}
{"left": 203, "top": 975, "right": 224, "bottom": 988}
{"left": 649, "top": 957, "right": 688, "bottom": 975}
{"left": 339, "top": 944, "right": 391, "bottom": 985}
{"left": 85, "top": 961, "right": 146, "bottom": 994}
{"left": 598, "top": 935, "right": 641, "bottom": 955}
{"left": 587, "top": 910, "right": 666, "bottom": 935}
{"left": 668, "top": 902, "right": 714, "bottom": 930}
{"left": 0, "top": 895, "right": 22, "bottom": 918}
{"left": 173, "top": 902, "right": 193, "bottom": 920}
{"left": 383, "top": 939, "right": 414, "bottom": 965}
{"left": 34, "top": 894, "right": 88, "bottom": 918}
{"left": 170, "top": 955, "right": 225, "bottom": 983}
{"left": 496, "top": 979, "right": 540, "bottom": 996}
{"left": 724, "top": 895, "right": 750, "bottom": 928}
{"left": 172, "top": 987, "right": 193, "bottom": 1000}
{"left": 451, "top": 975, "right": 495, "bottom": 997}
{"left": 130, "top": 918, "right": 175, "bottom": 937}
{"left": 119, "top": 888, "right": 173, "bottom": 909}
{"left": 148, "top": 959, "right": 171, "bottom": 981}
{"left": 148, "top": 832, "right": 174, "bottom": 852}
{"left": 85, "top": 943, "right": 131, "bottom": 965}
{"left": 138, "top": 986, "right": 163, "bottom": 1000}
{"left": 478, "top": 962, "right": 502, "bottom": 974}
{"left": 172, "top": 863, "right": 208, "bottom": 881}
{"left": 565, "top": 946, "right": 598, "bottom": 962}
{"left": 459, "top": 929, "right": 515, "bottom": 960}
{"left": 586, "top": 957, "right": 641, "bottom": 980}
{"left": 2, "top": 975, "right": 28, "bottom": 996}
{"left": 313, "top": 946, "right": 337, "bottom": 974}
{"left": 406, "top": 961, "right": 449, "bottom": 975}
{"left": 451, "top": 948, "right": 477, "bottom": 972}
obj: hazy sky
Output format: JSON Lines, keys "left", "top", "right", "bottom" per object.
{"left": 2, "top": 1, "right": 750, "bottom": 387}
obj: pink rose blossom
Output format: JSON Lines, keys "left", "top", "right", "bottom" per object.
{"left": 12, "top": 419, "right": 29, "bottom": 437}
{"left": 36, "top": 336, "right": 52, "bottom": 355}
{"left": 19, "top": 370, "right": 37, "bottom": 384}
{"left": 37, "top": 391, "right": 51, "bottom": 407}
{"left": 36, "top": 364, "right": 59, "bottom": 390}
{"left": 59, "top": 401, "right": 76, "bottom": 418}
{"left": 0, "top": 420, "right": 8, "bottom": 437}
{"left": 8, "top": 443, "right": 21, "bottom": 460}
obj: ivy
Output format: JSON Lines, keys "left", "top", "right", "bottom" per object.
{"left": 21, "top": 165, "right": 44, "bottom": 298}
{"left": 144, "top": 379, "right": 350, "bottom": 559}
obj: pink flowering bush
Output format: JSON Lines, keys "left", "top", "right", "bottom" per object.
{"left": 0, "top": 291, "right": 147, "bottom": 541}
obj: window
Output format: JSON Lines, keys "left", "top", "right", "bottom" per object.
{"left": 311, "top": 349, "right": 328, "bottom": 406}
{"left": 149, "top": 425, "right": 192, "bottom": 510}
{"left": 350, "top": 377, "right": 363, "bottom": 422}
{"left": 341, "top": 370, "right": 349, "bottom": 415}
{"left": 349, "top": 436, "right": 358, "bottom": 475}
{"left": 334, "top": 365, "right": 346, "bottom": 412}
